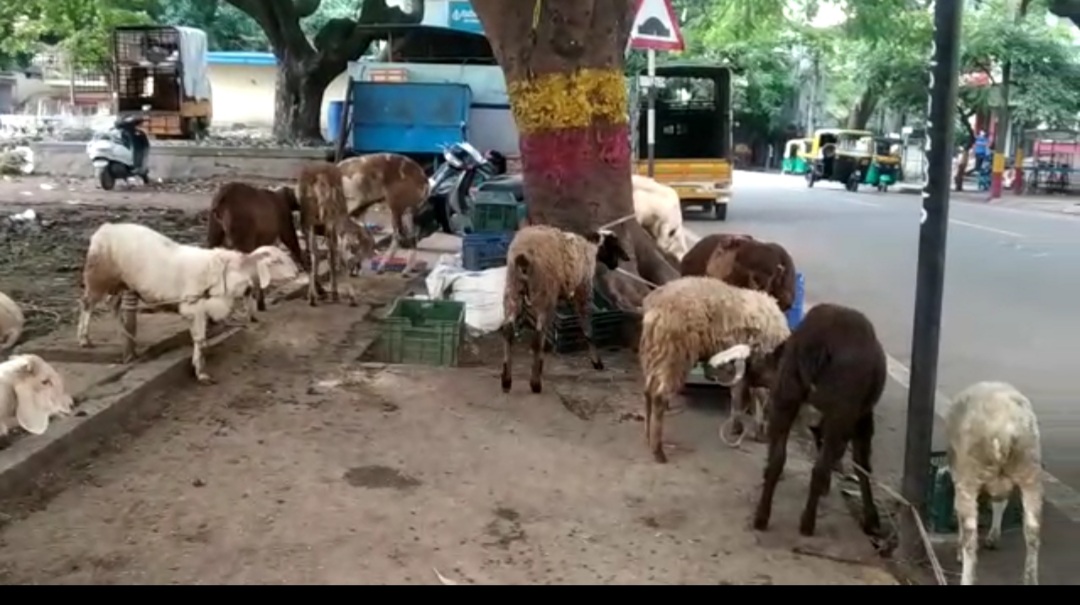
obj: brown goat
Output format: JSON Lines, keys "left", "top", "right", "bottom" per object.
{"left": 338, "top": 153, "right": 429, "bottom": 275}
{"left": 207, "top": 182, "right": 306, "bottom": 316}
{"left": 296, "top": 163, "right": 357, "bottom": 307}
{"left": 752, "top": 303, "right": 885, "bottom": 538}
{"left": 680, "top": 234, "right": 796, "bottom": 311}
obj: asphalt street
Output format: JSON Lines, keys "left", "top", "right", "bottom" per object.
{"left": 683, "top": 171, "right": 1080, "bottom": 584}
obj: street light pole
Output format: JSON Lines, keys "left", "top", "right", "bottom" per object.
{"left": 900, "top": 0, "right": 964, "bottom": 562}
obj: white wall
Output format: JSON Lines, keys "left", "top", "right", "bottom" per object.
{"left": 207, "top": 63, "right": 349, "bottom": 132}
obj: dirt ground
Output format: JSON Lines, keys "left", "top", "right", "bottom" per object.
{"left": 0, "top": 272, "right": 894, "bottom": 585}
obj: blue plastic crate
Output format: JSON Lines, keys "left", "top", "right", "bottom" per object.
{"left": 462, "top": 232, "right": 513, "bottom": 271}
{"left": 785, "top": 272, "right": 805, "bottom": 330}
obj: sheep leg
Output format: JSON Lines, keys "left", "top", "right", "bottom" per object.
{"left": 799, "top": 424, "right": 849, "bottom": 537}
{"left": 190, "top": 310, "right": 212, "bottom": 384}
{"left": 571, "top": 285, "right": 603, "bottom": 370}
{"left": 752, "top": 400, "right": 797, "bottom": 531}
{"left": 648, "top": 393, "right": 669, "bottom": 464}
{"left": 119, "top": 290, "right": 139, "bottom": 363}
{"left": 306, "top": 226, "right": 320, "bottom": 307}
{"left": 245, "top": 290, "right": 259, "bottom": 323}
{"left": 326, "top": 228, "right": 340, "bottom": 303}
{"left": 254, "top": 281, "right": 266, "bottom": 313}
{"left": 528, "top": 312, "right": 548, "bottom": 394}
{"left": 850, "top": 412, "right": 882, "bottom": 536}
{"left": 76, "top": 292, "right": 98, "bottom": 347}
{"left": 1019, "top": 480, "right": 1043, "bottom": 585}
{"left": 377, "top": 237, "right": 400, "bottom": 275}
{"left": 402, "top": 246, "right": 419, "bottom": 277}
{"left": 955, "top": 481, "right": 981, "bottom": 585}
{"left": 500, "top": 318, "right": 516, "bottom": 393}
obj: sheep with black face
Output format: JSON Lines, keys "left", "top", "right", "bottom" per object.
{"left": 500, "top": 225, "right": 630, "bottom": 394}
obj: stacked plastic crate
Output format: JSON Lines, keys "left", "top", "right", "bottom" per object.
{"left": 461, "top": 189, "right": 524, "bottom": 271}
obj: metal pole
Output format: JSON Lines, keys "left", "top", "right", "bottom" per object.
{"left": 647, "top": 48, "right": 656, "bottom": 178}
{"left": 899, "top": 0, "right": 964, "bottom": 562}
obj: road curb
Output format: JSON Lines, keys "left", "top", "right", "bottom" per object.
{"left": 0, "top": 272, "right": 325, "bottom": 502}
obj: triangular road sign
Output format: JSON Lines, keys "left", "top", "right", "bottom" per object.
{"left": 629, "top": 0, "right": 685, "bottom": 52}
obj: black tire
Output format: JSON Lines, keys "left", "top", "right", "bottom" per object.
{"left": 807, "top": 174, "right": 815, "bottom": 188}
{"left": 98, "top": 167, "right": 115, "bottom": 191}
{"left": 714, "top": 203, "right": 728, "bottom": 221}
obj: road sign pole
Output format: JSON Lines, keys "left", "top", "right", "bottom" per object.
{"left": 646, "top": 48, "right": 657, "bottom": 178}
{"left": 900, "top": 0, "right": 964, "bottom": 562}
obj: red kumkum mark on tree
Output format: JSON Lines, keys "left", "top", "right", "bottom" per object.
{"left": 520, "top": 125, "right": 631, "bottom": 188}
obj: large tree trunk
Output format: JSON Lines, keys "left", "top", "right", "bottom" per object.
{"left": 471, "top": 0, "right": 678, "bottom": 310}
{"left": 274, "top": 61, "right": 336, "bottom": 143}
{"left": 845, "top": 86, "right": 879, "bottom": 130}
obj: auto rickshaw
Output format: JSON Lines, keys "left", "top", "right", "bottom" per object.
{"left": 805, "top": 129, "right": 873, "bottom": 191}
{"left": 780, "top": 138, "right": 811, "bottom": 175}
{"left": 862, "top": 136, "right": 902, "bottom": 191}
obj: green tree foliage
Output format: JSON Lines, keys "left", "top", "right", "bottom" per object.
{"left": 0, "top": 0, "right": 154, "bottom": 69}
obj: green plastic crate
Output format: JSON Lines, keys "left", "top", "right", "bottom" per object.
{"left": 472, "top": 191, "right": 526, "bottom": 233}
{"left": 377, "top": 298, "right": 465, "bottom": 367}
{"left": 926, "top": 450, "right": 1024, "bottom": 534}
{"left": 523, "top": 288, "right": 624, "bottom": 353}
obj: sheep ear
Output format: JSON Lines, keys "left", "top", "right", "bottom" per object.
{"left": 14, "top": 380, "right": 50, "bottom": 435}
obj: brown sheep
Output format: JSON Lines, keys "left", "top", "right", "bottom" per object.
{"left": 338, "top": 153, "right": 429, "bottom": 275}
{"left": 680, "top": 234, "right": 796, "bottom": 311}
{"left": 296, "top": 163, "right": 358, "bottom": 307}
{"left": 207, "top": 182, "right": 307, "bottom": 315}
{"left": 752, "top": 303, "right": 885, "bottom": 538}
{"left": 501, "top": 225, "right": 629, "bottom": 394}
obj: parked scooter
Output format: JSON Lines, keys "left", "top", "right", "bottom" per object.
{"left": 416, "top": 142, "right": 506, "bottom": 238}
{"left": 86, "top": 115, "right": 152, "bottom": 190}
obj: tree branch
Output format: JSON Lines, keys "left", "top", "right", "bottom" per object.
{"left": 312, "top": 0, "right": 420, "bottom": 73}
{"left": 225, "top": 0, "right": 314, "bottom": 61}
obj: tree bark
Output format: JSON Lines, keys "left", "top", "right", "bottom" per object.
{"left": 845, "top": 86, "right": 879, "bottom": 130}
{"left": 471, "top": 0, "right": 678, "bottom": 310}
{"left": 274, "top": 61, "right": 336, "bottom": 143}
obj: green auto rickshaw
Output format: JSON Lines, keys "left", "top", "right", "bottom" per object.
{"left": 862, "top": 136, "right": 902, "bottom": 191}
{"left": 780, "top": 138, "right": 811, "bottom": 175}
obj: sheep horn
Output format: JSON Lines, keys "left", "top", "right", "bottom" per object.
{"left": 707, "top": 344, "right": 751, "bottom": 387}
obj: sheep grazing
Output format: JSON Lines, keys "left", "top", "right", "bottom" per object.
{"left": 338, "top": 153, "right": 430, "bottom": 275}
{"left": 297, "top": 163, "right": 364, "bottom": 307}
{"left": 76, "top": 222, "right": 298, "bottom": 383}
{"left": 1, "top": 290, "right": 25, "bottom": 353}
{"left": 945, "top": 381, "right": 1043, "bottom": 586}
{"left": 206, "top": 182, "right": 307, "bottom": 316}
{"left": 752, "top": 303, "right": 885, "bottom": 538}
{"left": 680, "top": 233, "right": 797, "bottom": 311}
{"left": 639, "top": 276, "right": 790, "bottom": 463}
{"left": 631, "top": 175, "right": 691, "bottom": 260}
{"left": 500, "top": 225, "right": 630, "bottom": 394}
{"left": 0, "top": 354, "right": 73, "bottom": 436}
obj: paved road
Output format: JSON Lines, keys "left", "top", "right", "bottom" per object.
{"left": 684, "top": 171, "right": 1080, "bottom": 583}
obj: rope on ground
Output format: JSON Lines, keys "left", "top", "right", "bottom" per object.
{"left": 849, "top": 460, "right": 948, "bottom": 586}
{"left": 719, "top": 413, "right": 752, "bottom": 448}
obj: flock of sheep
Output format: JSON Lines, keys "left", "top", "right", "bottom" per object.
{"left": 500, "top": 179, "right": 1044, "bottom": 586}
{"left": 0, "top": 152, "right": 1046, "bottom": 585}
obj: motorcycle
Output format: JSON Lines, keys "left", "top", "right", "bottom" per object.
{"left": 410, "top": 142, "right": 507, "bottom": 242}
{"left": 86, "top": 115, "right": 152, "bottom": 191}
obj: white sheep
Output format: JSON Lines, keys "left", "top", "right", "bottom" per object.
{"left": 639, "top": 275, "right": 790, "bottom": 463}
{"left": 945, "top": 381, "right": 1043, "bottom": 586}
{"left": 0, "top": 290, "right": 25, "bottom": 354}
{"left": 0, "top": 354, "right": 74, "bottom": 437}
{"left": 76, "top": 222, "right": 298, "bottom": 383}
{"left": 500, "top": 224, "right": 630, "bottom": 394}
{"left": 631, "top": 175, "right": 695, "bottom": 260}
